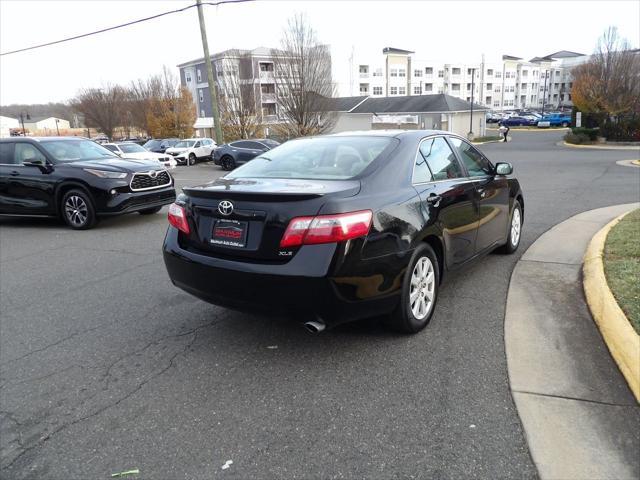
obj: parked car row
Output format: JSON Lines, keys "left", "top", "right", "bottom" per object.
{"left": 103, "top": 142, "right": 177, "bottom": 169}
{"left": 490, "top": 110, "right": 571, "bottom": 127}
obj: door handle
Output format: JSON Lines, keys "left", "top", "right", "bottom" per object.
{"left": 10, "top": 171, "right": 20, "bottom": 176}
{"left": 426, "top": 194, "right": 442, "bottom": 207}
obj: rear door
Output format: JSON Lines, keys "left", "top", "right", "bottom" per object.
{"left": 412, "top": 136, "right": 479, "bottom": 268}
{"left": 233, "top": 141, "right": 259, "bottom": 164}
{"left": 448, "top": 137, "right": 509, "bottom": 253}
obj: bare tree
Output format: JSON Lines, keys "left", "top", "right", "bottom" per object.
{"left": 217, "top": 51, "right": 261, "bottom": 140}
{"left": 572, "top": 27, "right": 640, "bottom": 115}
{"left": 70, "top": 84, "right": 126, "bottom": 140}
{"left": 127, "top": 67, "right": 195, "bottom": 138}
{"left": 271, "top": 14, "right": 335, "bottom": 137}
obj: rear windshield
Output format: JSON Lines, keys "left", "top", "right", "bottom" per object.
{"left": 143, "top": 140, "right": 162, "bottom": 149}
{"left": 119, "top": 143, "right": 146, "bottom": 153}
{"left": 226, "top": 136, "right": 395, "bottom": 180}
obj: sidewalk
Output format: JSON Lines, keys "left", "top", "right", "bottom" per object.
{"left": 505, "top": 204, "right": 640, "bottom": 480}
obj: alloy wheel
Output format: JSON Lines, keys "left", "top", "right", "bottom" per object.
{"left": 511, "top": 208, "right": 521, "bottom": 246}
{"left": 65, "top": 195, "right": 88, "bottom": 227}
{"left": 410, "top": 257, "right": 435, "bottom": 320}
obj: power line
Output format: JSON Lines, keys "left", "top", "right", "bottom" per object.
{"left": 0, "top": 0, "right": 255, "bottom": 57}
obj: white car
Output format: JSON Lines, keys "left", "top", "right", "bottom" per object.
{"left": 165, "top": 138, "right": 216, "bottom": 166}
{"left": 103, "top": 142, "right": 177, "bottom": 169}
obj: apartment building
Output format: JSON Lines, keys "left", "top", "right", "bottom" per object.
{"left": 350, "top": 48, "right": 588, "bottom": 111}
{"left": 178, "top": 47, "right": 285, "bottom": 136}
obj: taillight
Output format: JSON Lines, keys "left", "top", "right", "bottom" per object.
{"left": 280, "top": 210, "right": 372, "bottom": 248}
{"left": 168, "top": 203, "right": 190, "bottom": 234}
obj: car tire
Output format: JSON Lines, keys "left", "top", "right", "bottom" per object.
{"left": 498, "top": 200, "right": 522, "bottom": 254}
{"left": 386, "top": 243, "right": 440, "bottom": 334}
{"left": 188, "top": 153, "right": 196, "bottom": 166}
{"left": 139, "top": 206, "right": 163, "bottom": 215}
{"left": 221, "top": 155, "right": 235, "bottom": 170}
{"left": 561, "top": 121, "right": 569, "bottom": 127}
{"left": 61, "top": 189, "right": 97, "bottom": 230}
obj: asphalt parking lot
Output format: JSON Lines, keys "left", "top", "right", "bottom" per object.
{"left": 1, "top": 130, "right": 639, "bottom": 479}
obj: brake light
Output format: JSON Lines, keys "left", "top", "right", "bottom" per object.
{"left": 168, "top": 203, "right": 190, "bottom": 234}
{"left": 280, "top": 210, "right": 372, "bottom": 248}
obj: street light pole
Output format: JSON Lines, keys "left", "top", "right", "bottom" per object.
{"left": 196, "top": 0, "right": 223, "bottom": 145}
{"left": 55, "top": 118, "right": 60, "bottom": 136}
{"left": 541, "top": 69, "right": 548, "bottom": 116}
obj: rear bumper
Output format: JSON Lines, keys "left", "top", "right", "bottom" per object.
{"left": 162, "top": 227, "right": 403, "bottom": 326}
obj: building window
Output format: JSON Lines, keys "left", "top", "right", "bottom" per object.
{"left": 521, "top": 83, "right": 526, "bottom": 90}
{"left": 200, "top": 109, "right": 205, "bottom": 117}
{"left": 373, "top": 86, "right": 383, "bottom": 95}
{"left": 438, "top": 70, "right": 444, "bottom": 78}
{"left": 398, "top": 68, "right": 406, "bottom": 77}
{"left": 414, "top": 69, "right": 422, "bottom": 77}
{"left": 199, "top": 89, "right": 204, "bottom": 103}
{"left": 261, "top": 84, "right": 275, "bottom": 94}
{"left": 262, "top": 103, "right": 276, "bottom": 117}
{"left": 466, "top": 97, "right": 471, "bottom": 102}
{"left": 390, "top": 68, "right": 398, "bottom": 77}
{"left": 452, "top": 83, "right": 460, "bottom": 91}
{"left": 485, "top": 96, "right": 492, "bottom": 104}
{"left": 494, "top": 86, "right": 501, "bottom": 92}
{"left": 466, "top": 83, "right": 471, "bottom": 91}
{"left": 373, "top": 68, "right": 383, "bottom": 77}
{"left": 398, "top": 86, "right": 406, "bottom": 95}
{"left": 197, "top": 69, "right": 202, "bottom": 82}
{"left": 467, "top": 68, "right": 472, "bottom": 75}
{"left": 390, "top": 86, "right": 398, "bottom": 95}
{"left": 424, "top": 83, "right": 433, "bottom": 92}
{"left": 509, "top": 86, "right": 515, "bottom": 92}
{"left": 414, "top": 86, "right": 422, "bottom": 94}
{"left": 359, "top": 83, "right": 369, "bottom": 95}
{"left": 452, "top": 68, "right": 461, "bottom": 75}
{"left": 359, "top": 65, "right": 369, "bottom": 76}
{"left": 522, "top": 70, "right": 528, "bottom": 78}
{"left": 494, "top": 100, "right": 500, "bottom": 107}
{"left": 495, "top": 71, "right": 502, "bottom": 78}
{"left": 259, "top": 62, "right": 274, "bottom": 72}
{"left": 487, "top": 69, "right": 494, "bottom": 76}
{"left": 425, "top": 67, "right": 433, "bottom": 75}
{"left": 486, "top": 83, "right": 493, "bottom": 90}
{"left": 186, "top": 72, "right": 192, "bottom": 83}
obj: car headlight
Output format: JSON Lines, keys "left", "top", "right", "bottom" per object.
{"left": 83, "top": 168, "right": 127, "bottom": 179}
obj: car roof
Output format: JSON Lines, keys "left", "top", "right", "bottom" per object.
{"left": 0, "top": 136, "right": 90, "bottom": 143}
{"left": 326, "top": 129, "right": 453, "bottom": 140}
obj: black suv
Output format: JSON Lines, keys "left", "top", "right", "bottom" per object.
{"left": 0, "top": 137, "right": 176, "bottom": 229}
{"left": 143, "top": 138, "right": 180, "bottom": 154}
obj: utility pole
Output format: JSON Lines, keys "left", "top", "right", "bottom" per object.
{"left": 55, "top": 118, "right": 60, "bottom": 136}
{"left": 196, "top": 0, "right": 223, "bottom": 145}
{"left": 468, "top": 68, "right": 475, "bottom": 139}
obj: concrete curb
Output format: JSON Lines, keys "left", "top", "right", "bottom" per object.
{"left": 562, "top": 141, "right": 640, "bottom": 151}
{"left": 505, "top": 203, "right": 640, "bottom": 480}
{"left": 583, "top": 211, "right": 640, "bottom": 402}
{"left": 487, "top": 127, "right": 569, "bottom": 133}
{"left": 471, "top": 139, "right": 503, "bottom": 145}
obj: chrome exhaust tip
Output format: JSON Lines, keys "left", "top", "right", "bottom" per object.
{"left": 303, "top": 320, "right": 326, "bottom": 333}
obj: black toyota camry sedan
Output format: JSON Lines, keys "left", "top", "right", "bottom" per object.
{"left": 0, "top": 137, "right": 176, "bottom": 229}
{"left": 163, "top": 130, "right": 524, "bottom": 333}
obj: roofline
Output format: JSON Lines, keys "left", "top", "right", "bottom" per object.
{"left": 345, "top": 109, "right": 489, "bottom": 115}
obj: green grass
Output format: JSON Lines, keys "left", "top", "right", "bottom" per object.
{"left": 472, "top": 135, "right": 502, "bottom": 143}
{"left": 604, "top": 208, "right": 640, "bottom": 334}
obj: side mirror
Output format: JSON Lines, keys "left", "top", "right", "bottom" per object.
{"left": 23, "top": 160, "right": 51, "bottom": 173}
{"left": 495, "top": 162, "right": 513, "bottom": 176}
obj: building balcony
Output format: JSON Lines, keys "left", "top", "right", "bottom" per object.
{"left": 261, "top": 92, "right": 276, "bottom": 102}
{"left": 259, "top": 71, "right": 275, "bottom": 81}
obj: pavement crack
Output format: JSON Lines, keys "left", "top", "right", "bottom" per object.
{"left": 513, "top": 389, "right": 638, "bottom": 407}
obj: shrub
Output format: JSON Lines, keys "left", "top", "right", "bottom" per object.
{"left": 571, "top": 127, "right": 600, "bottom": 140}
{"left": 564, "top": 132, "right": 591, "bottom": 144}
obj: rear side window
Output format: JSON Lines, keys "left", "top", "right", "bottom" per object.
{"left": 416, "top": 137, "right": 463, "bottom": 181}
{"left": 0, "top": 143, "right": 15, "bottom": 164}
{"left": 227, "top": 136, "right": 395, "bottom": 180}
{"left": 449, "top": 137, "right": 492, "bottom": 177}
{"left": 233, "top": 141, "right": 253, "bottom": 149}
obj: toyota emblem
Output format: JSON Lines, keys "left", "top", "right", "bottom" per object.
{"left": 149, "top": 170, "right": 158, "bottom": 178}
{"left": 218, "top": 200, "right": 234, "bottom": 216}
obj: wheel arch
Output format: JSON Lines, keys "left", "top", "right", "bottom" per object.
{"left": 422, "top": 234, "right": 445, "bottom": 284}
{"left": 55, "top": 181, "right": 93, "bottom": 216}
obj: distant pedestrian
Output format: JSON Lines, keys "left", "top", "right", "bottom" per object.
{"left": 499, "top": 123, "right": 510, "bottom": 142}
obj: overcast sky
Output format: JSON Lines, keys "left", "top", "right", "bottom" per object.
{"left": 1, "top": 0, "right": 638, "bottom": 105}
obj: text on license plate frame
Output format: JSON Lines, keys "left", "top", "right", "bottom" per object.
{"left": 210, "top": 219, "right": 248, "bottom": 248}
